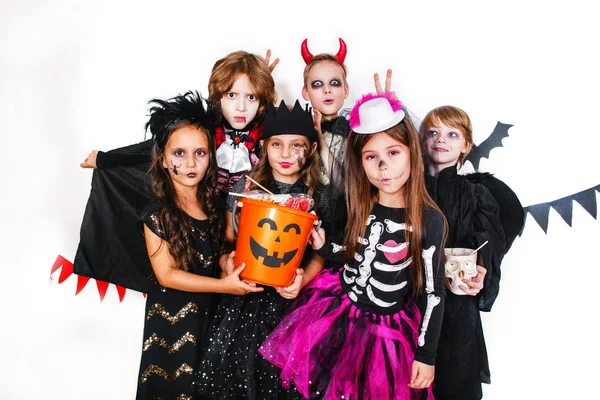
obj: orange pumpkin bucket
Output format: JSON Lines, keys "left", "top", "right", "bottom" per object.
{"left": 233, "top": 197, "right": 318, "bottom": 287}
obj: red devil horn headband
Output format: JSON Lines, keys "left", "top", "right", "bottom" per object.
{"left": 336, "top": 38, "right": 347, "bottom": 64}
{"left": 301, "top": 38, "right": 347, "bottom": 65}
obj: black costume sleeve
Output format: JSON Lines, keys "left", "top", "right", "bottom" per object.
{"left": 313, "top": 240, "right": 346, "bottom": 262}
{"left": 471, "top": 182, "right": 507, "bottom": 312}
{"left": 311, "top": 182, "right": 347, "bottom": 262}
{"left": 96, "top": 139, "right": 153, "bottom": 169}
{"left": 414, "top": 209, "right": 446, "bottom": 365}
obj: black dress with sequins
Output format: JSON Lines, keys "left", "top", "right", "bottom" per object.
{"left": 136, "top": 203, "right": 221, "bottom": 400}
{"left": 193, "top": 178, "right": 338, "bottom": 400}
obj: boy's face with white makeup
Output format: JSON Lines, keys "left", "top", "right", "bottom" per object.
{"left": 361, "top": 132, "right": 411, "bottom": 207}
{"left": 302, "top": 61, "right": 349, "bottom": 120}
{"left": 265, "top": 134, "right": 317, "bottom": 184}
{"left": 423, "top": 120, "right": 470, "bottom": 172}
{"left": 161, "top": 125, "right": 211, "bottom": 191}
{"left": 220, "top": 73, "right": 260, "bottom": 130}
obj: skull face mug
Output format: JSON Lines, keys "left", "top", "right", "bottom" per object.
{"left": 444, "top": 248, "right": 478, "bottom": 295}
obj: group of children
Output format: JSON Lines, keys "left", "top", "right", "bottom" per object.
{"left": 74, "top": 39, "right": 523, "bottom": 400}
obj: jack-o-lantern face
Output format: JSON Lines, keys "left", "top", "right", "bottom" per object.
{"left": 249, "top": 217, "right": 300, "bottom": 268}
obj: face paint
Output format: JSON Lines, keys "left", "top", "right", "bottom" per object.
{"left": 267, "top": 135, "right": 311, "bottom": 184}
{"left": 220, "top": 74, "right": 260, "bottom": 130}
{"left": 361, "top": 132, "right": 411, "bottom": 208}
{"left": 302, "top": 61, "right": 348, "bottom": 120}
{"left": 293, "top": 144, "right": 309, "bottom": 169}
{"left": 366, "top": 171, "right": 405, "bottom": 183}
{"left": 160, "top": 125, "right": 211, "bottom": 193}
{"left": 170, "top": 161, "right": 181, "bottom": 175}
{"left": 423, "top": 121, "right": 469, "bottom": 174}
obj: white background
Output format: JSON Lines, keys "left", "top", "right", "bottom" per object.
{"left": 1, "top": 0, "right": 599, "bottom": 399}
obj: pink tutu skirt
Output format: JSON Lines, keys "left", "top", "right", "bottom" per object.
{"left": 258, "top": 268, "right": 433, "bottom": 400}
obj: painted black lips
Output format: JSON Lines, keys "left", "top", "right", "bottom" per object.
{"left": 249, "top": 237, "right": 298, "bottom": 268}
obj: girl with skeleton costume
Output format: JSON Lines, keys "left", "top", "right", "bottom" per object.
{"left": 259, "top": 92, "right": 447, "bottom": 399}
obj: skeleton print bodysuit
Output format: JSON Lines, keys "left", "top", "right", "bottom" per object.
{"left": 318, "top": 203, "right": 446, "bottom": 365}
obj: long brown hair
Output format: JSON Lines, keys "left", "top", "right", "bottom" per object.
{"left": 343, "top": 118, "right": 444, "bottom": 295}
{"left": 208, "top": 51, "right": 277, "bottom": 127}
{"left": 145, "top": 92, "right": 223, "bottom": 271}
{"left": 249, "top": 136, "right": 323, "bottom": 201}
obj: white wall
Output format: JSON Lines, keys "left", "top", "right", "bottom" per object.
{"left": 2, "top": 1, "right": 598, "bottom": 399}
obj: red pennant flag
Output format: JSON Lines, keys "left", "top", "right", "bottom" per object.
{"left": 115, "top": 285, "right": 127, "bottom": 302}
{"left": 50, "top": 255, "right": 74, "bottom": 283}
{"left": 50, "top": 254, "right": 141, "bottom": 301}
{"left": 75, "top": 275, "right": 91, "bottom": 295}
{"left": 95, "top": 280, "right": 110, "bottom": 302}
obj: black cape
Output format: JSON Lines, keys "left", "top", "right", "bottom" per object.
{"left": 73, "top": 140, "right": 158, "bottom": 293}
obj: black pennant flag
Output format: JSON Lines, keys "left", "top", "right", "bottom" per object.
{"left": 522, "top": 185, "right": 600, "bottom": 234}
{"left": 422, "top": 118, "right": 597, "bottom": 235}
{"left": 525, "top": 203, "right": 552, "bottom": 234}
{"left": 573, "top": 185, "right": 599, "bottom": 219}
{"left": 550, "top": 197, "right": 574, "bottom": 227}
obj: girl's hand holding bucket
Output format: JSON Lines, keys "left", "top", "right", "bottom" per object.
{"left": 275, "top": 268, "right": 304, "bottom": 299}
{"left": 220, "top": 253, "right": 264, "bottom": 296}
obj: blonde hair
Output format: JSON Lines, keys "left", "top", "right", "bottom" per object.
{"left": 302, "top": 54, "right": 348, "bottom": 88}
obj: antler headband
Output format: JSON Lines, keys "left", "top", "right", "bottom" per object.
{"left": 301, "top": 38, "right": 347, "bottom": 64}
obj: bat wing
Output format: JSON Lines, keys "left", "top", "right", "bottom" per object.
{"left": 465, "top": 172, "right": 525, "bottom": 251}
{"left": 465, "top": 122, "right": 513, "bottom": 170}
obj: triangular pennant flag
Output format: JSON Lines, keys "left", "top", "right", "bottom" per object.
{"left": 50, "top": 255, "right": 74, "bottom": 284}
{"left": 96, "top": 280, "right": 110, "bottom": 302}
{"left": 549, "top": 197, "right": 574, "bottom": 227}
{"left": 116, "top": 285, "right": 127, "bottom": 302}
{"left": 573, "top": 187, "right": 598, "bottom": 219}
{"left": 75, "top": 275, "right": 91, "bottom": 295}
{"left": 50, "top": 254, "right": 144, "bottom": 301}
{"left": 522, "top": 184, "right": 599, "bottom": 234}
{"left": 525, "top": 203, "right": 551, "bottom": 233}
